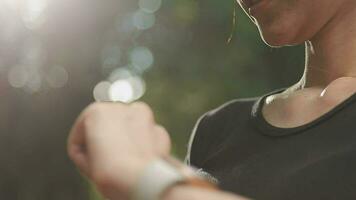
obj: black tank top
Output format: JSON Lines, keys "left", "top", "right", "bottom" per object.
{"left": 186, "top": 89, "right": 356, "bottom": 200}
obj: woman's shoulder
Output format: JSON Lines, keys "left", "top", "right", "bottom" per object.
{"left": 185, "top": 97, "right": 259, "bottom": 167}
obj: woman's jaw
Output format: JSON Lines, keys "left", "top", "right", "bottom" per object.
{"left": 238, "top": 0, "right": 356, "bottom": 89}
{"left": 237, "top": 0, "right": 348, "bottom": 47}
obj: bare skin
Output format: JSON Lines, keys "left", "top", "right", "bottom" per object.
{"left": 263, "top": 77, "right": 356, "bottom": 128}
{"left": 67, "top": 0, "right": 356, "bottom": 199}
{"left": 262, "top": 4, "right": 356, "bottom": 128}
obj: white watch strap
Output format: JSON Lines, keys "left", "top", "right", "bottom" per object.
{"left": 131, "top": 159, "right": 186, "bottom": 200}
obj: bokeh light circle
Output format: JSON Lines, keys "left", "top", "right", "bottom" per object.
{"left": 109, "top": 80, "right": 134, "bottom": 103}
{"left": 129, "top": 46, "right": 154, "bottom": 72}
{"left": 132, "top": 10, "right": 155, "bottom": 30}
{"left": 108, "top": 67, "right": 133, "bottom": 82}
{"left": 26, "top": 72, "right": 42, "bottom": 93}
{"left": 93, "top": 81, "right": 111, "bottom": 102}
{"left": 139, "top": 0, "right": 162, "bottom": 13}
{"left": 108, "top": 76, "right": 146, "bottom": 103}
{"left": 8, "top": 66, "right": 28, "bottom": 88}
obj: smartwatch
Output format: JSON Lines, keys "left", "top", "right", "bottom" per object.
{"left": 131, "top": 157, "right": 217, "bottom": 200}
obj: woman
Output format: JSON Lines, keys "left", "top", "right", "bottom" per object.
{"left": 67, "top": 0, "right": 356, "bottom": 199}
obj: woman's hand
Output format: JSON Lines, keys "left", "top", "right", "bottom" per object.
{"left": 67, "top": 102, "right": 171, "bottom": 200}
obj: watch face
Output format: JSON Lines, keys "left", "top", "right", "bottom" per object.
{"left": 195, "top": 168, "right": 219, "bottom": 185}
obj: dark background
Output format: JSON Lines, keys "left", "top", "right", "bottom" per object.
{"left": 0, "top": 0, "right": 304, "bottom": 199}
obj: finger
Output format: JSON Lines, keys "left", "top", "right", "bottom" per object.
{"left": 153, "top": 125, "right": 172, "bottom": 156}
{"left": 67, "top": 113, "right": 91, "bottom": 177}
{"left": 130, "top": 102, "right": 155, "bottom": 123}
{"left": 68, "top": 143, "right": 91, "bottom": 177}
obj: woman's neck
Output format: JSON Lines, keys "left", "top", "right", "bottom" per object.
{"left": 301, "top": 4, "right": 356, "bottom": 89}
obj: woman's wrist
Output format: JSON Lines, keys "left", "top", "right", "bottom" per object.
{"left": 130, "top": 157, "right": 218, "bottom": 200}
{"left": 130, "top": 158, "right": 188, "bottom": 200}
{"left": 93, "top": 156, "right": 158, "bottom": 200}
{"left": 162, "top": 185, "right": 195, "bottom": 200}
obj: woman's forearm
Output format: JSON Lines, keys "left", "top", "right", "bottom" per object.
{"left": 163, "top": 185, "right": 250, "bottom": 200}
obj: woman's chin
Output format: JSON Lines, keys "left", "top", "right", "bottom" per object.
{"left": 262, "top": 36, "right": 297, "bottom": 47}
{"left": 259, "top": 29, "right": 304, "bottom": 47}
{"left": 254, "top": 18, "right": 309, "bottom": 47}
